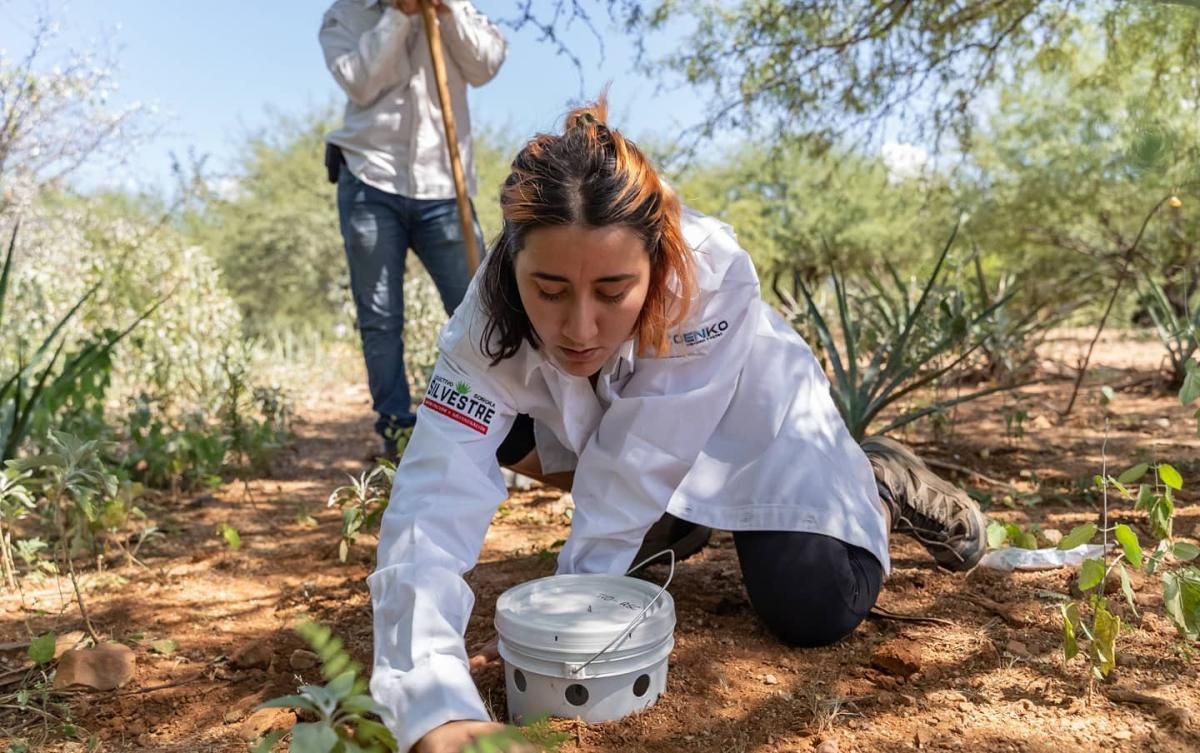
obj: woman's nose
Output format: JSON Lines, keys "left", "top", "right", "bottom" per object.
{"left": 562, "top": 299, "right": 599, "bottom": 345}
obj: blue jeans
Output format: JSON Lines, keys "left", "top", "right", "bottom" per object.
{"left": 336, "top": 169, "right": 483, "bottom": 439}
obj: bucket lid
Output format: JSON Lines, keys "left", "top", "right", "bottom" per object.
{"left": 495, "top": 573, "right": 675, "bottom": 656}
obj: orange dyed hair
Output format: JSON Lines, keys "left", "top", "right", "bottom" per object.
{"left": 479, "top": 96, "right": 697, "bottom": 362}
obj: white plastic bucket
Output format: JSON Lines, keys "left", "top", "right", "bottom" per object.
{"left": 494, "top": 555, "right": 676, "bottom": 724}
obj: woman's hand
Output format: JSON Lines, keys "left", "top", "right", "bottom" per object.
{"left": 413, "top": 639, "right": 509, "bottom": 752}
{"left": 468, "top": 635, "right": 500, "bottom": 672}
{"left": 413, "top": 720, "right": 508, "bottom": 753}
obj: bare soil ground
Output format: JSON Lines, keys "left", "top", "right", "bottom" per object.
{"left": 4, "top": 329, "right": 1200, "bottom": 753}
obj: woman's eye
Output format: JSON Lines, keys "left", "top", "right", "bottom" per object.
{"left": 597, "top": 289, "right": 629, "bottom": 304}
{"left": 537, "top": 288, "right": 566, "bottom": 301}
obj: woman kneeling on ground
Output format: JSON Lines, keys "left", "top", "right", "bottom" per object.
{"left": 369, "top": 99, "right": 987, "bottom": 753}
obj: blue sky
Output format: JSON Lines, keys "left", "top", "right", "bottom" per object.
{"left": 0, "top": 0, "right": 711, "bottom": 192}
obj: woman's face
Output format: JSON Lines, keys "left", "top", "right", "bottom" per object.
{"left": 515, "top": 224, "right": 651, "bottom": 378}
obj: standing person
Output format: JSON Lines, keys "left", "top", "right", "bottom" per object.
{"left": 320, "top": 0, "right": 507, "bottom": 456}
{"left": 369, "top": 100, "right": 988, "bottom": 753}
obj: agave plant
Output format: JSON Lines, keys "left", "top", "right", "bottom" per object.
{"left": 774, "top": 224, "right": 1029, "bottom": 440}
{"left": 1138, "top": 271, "right": 1200, "bottom": 390}
{"left": 967, "top": 255, "right": 1077, "bottom": 383}
{"left": 0, "top": 223, "right": 161, "bottom": 460}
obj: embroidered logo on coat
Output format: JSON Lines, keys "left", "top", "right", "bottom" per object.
{"left": 422, "top": 375, "right": 496, "bottom": 434}
{"left": 672, "top": 319, "right": 729, "bottom": 347}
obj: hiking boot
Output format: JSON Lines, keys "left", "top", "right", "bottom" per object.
{"left": 632, "top": 514, "right": 712, "bottom": 569}
{"left": 860, "top": 435, "right": 986, "bottom": 572}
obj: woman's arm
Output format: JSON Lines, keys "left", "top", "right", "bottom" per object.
{"left": 368, "top": 351, "right": 517, "bottom": 752}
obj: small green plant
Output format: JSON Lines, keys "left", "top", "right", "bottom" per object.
{"left": 217, "top": 523, "right": 242, "bottom": 550}
{"left": 0, "top": 465, "right": 36, "bottom": 589}
{"left": 252, "top": 622, "right": 543, "bottom": 753}
{"left": 327, "top": 461, "right": 394, "bottom": 563}
{"left": 252, "top": 621, "right": 396, "bottom": 753}
{"left": 986, "top": 520, "right": 1043, "bottom": 550}
{"left": 11, "top": 431, "right": 123, "bottom": 641}
{"left": 1059, "top": 459, "right": 1200, "bottom": 681}
{"left": 122, "top": 394, "right": 226, "bottom": 492}
{"left": 220, "top": 349, "right": 292, "bottom": 474}
{"left": 536, "top": 538, "right": 567, "bottom": 561}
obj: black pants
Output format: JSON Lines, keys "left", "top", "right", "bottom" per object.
{"left": 496, "top": 414, "right": 884, "bottom": 647}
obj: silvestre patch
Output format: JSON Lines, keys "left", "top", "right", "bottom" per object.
{"left": 422, "top": 375, "right": 497, "bottom": 434}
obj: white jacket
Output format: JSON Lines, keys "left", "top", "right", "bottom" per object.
{"left": 320, "top": 0, "right": 507, "bottom": 199}
{"left": 367, "top": 208, "right": 889, "bottom": 751}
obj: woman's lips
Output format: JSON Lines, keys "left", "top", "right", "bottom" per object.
{"left": 558, "top": 345, "right": 602, "bottom": 363}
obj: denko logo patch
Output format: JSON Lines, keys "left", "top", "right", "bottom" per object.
{"left": 422, "top": 376, "right": 497, "bottom": 434}
{"left": 672, "top": 319, "right": 728, "bottom": 347}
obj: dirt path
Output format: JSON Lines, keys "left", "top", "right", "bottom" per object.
{"left": 4, "top": 332, "right": 1200, "bottom": 753}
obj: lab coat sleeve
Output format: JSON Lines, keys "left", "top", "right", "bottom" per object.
{"left": 320, "top": 5, "right": 416, "bottom": 107}
{"left": 367, "top": 349, "right": 516, "bottom": 753}
{"left": 439, "top": 0, "right": 508, "bottom": 86}
{"left": 558, "top": 234, "right": 762, "bottom": 576}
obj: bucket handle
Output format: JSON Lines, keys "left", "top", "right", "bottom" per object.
{"left": 565, "top": 548, "right": 676, "bottom": 677}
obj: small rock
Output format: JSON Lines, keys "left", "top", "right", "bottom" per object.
{"left": 1006, "top": 640, "right": 1031, "bottom": 658}
{"left": 239, "top": 708, "right": 296, "bottom": 741}
{"left": 1113, "top": 729, "right": 1133, "bottom": 741}
{"left": 289, "top": 649, "right": 320, "bottom": 671}
{"left": 873, "top": 674, "right": 901, "bottom": 691}
{"left": 914, "top": 725, "right": 936, "bottom": 748}
{"left": 1042, "top": 529, "right": 1063, "bottom": 546}
{"left": 815, "top": 740, "right": 839, "bottom": 753}
{"left": 1031, "top": 414, "right": 1053, "bottom": 430}
{"left": 231, "top": 640, "right": 273, "bottom": 670}
{"left": 764, "top": 673, "right": 779, "bottom": 686}
{"left": 1139, "top": 612, "right": 1169, "bottom": 635}
{"left": 871, "top": 639, "right": 923, "bottom": 678}
{"left": 53, "top": 644, "right": 136, "bottom": 690}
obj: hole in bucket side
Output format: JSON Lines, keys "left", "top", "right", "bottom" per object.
{"left": 565, "top": 684, "right": 589, "bottom": 706}
{"left": 513, "top": 669, "right": 527, "bottom": 692}
{"left": 633, "top": 674, "right": 650, "bottom": 697}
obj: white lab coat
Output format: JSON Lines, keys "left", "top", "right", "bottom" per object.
{"left": 367, "top": 208, "right": 889, "bottom": 751}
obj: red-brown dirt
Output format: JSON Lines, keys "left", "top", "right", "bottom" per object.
{"left": 4, "top": 330, "right": 1199, "bottom": 753}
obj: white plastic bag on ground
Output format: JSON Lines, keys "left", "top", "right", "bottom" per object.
{"left": 978, "top": 543, "right": 1110, "bottom": 572}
